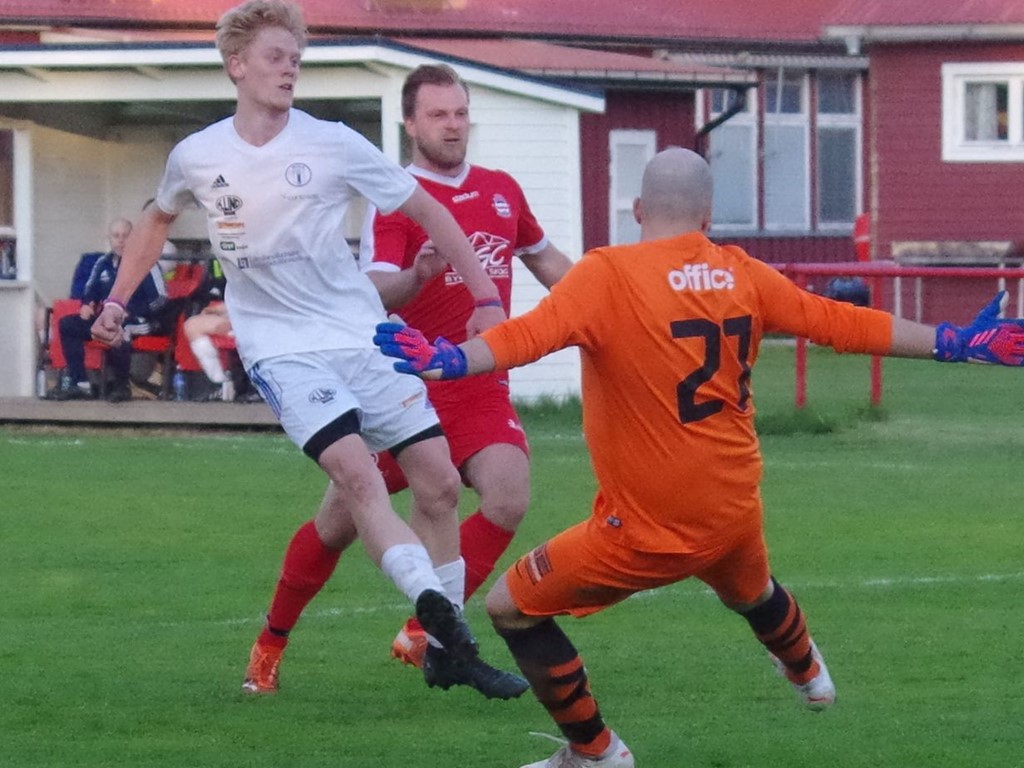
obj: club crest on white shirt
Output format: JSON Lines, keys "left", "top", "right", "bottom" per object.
{"left": 286, "top": 163, "right": 312, "bottom": 187}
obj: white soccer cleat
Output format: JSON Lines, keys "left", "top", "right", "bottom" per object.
{"left": 519, "top": 732, "right": 634, "bottom": 768}
{"left": 770, "top": 640, "right": 836, "bottom": 711}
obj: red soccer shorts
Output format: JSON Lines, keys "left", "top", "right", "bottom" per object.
{"left": 373, "top": 376, "right": 529, "bottom": 494}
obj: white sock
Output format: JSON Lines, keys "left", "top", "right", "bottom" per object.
{"left": 189, "top": 336, "right": 226, "bottom": 383}
{"left": 379, "top": 543, "right": 443, "bottom": 605}
{"left": 434, "top": 558, "right": 466, "bottom": 610}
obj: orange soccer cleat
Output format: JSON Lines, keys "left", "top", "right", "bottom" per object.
{"left": 391, "top": 620, "right": 429, "bottom": 668}
{"left": 242, "top": 641, "right": 284, "bottom": 694}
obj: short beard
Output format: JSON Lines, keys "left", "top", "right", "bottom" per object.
{"left": 415, "top": 140, "right": 466, "bottom": 172}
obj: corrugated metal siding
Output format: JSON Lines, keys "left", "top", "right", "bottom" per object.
{"left": 579, "top": 90, "right": 697, "bottom": 252}
{"left": 871, "top": 42, "right": 1024, "bottom": 257}
{"left": 717, "top": 234, "right": 855, "bottom": 264}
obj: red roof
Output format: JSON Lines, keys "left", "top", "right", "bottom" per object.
{"left": 0, "top": 0, "right": 844, "bottom": 43}
{"left": 395, "top": 38, "right": 754, "bottom": 84}
{"left": 5, "top": 1, "right": 1021, "bottom": 44}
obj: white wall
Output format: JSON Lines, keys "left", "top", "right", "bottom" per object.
{"left": 455, "top": 87, "right": 585, "bottom": 401}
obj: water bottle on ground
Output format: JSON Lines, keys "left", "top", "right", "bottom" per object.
{"left": 172, "top": 368, "right": 187, "bottom": 401}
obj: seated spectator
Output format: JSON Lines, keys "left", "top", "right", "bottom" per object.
{"left": 185, "top": 301, "right": 235, "bottom": 401}
{"left": 69, "top": 251, "right": 105, "bottom": 300}
{"left": 184, "top": 301, "right": 263, "bottom": 403}
{"left": 53, "top": 217, "right": 168, "bottom": 403}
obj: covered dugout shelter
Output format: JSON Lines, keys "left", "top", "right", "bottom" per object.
{"left": 0, "top": 39, "right": 602, "bottom": 398}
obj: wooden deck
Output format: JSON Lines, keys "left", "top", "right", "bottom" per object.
{"left": 0, "top": 396, "right": 281, "bottom": 431}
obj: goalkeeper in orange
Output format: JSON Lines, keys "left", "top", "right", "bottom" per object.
{"left": 374, "top": 147, "right": 1024, "bottom": 768}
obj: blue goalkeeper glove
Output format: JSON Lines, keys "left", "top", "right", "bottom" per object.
{"left": 373, "top": 322, "right": 468, "bottom": 379}
{"left": 934, "top": 291, "right": 1024, "bottom": 365}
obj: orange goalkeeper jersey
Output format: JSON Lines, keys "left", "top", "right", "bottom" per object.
{"left": 482, "top": 232, "right": 892, "bottom": 554}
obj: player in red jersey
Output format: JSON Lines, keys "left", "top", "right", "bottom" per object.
{"left": 375, "top": 147, "right": 1024, "bottom": 767}
{"left": 361, "top": 64, "right": 574, "bottom": 667}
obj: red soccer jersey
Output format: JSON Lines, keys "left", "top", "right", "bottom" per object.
{"left": 482, "top": 232, "right": 893, "bottom": 554}
{"left": 365, "top": 164, "right": 547, "bottom": 345}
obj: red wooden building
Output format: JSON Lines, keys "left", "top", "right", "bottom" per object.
{"left": 2, "top": 0, "right": 1023, "bottom": 286}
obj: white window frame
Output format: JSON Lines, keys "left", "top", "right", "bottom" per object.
{"left": 762, "top": 71, "right": 810, "bottom": 231}
{"left": 699, "top": 88, "right": 758, "bottom": 233}
{"left": 816, "top": 73, "right": 863, "bottom": 230}
{"left": 608, "top": 129, "right": 656, "bottom": 245}
{"left": 942, "top": 62, "right": 1024, "bottom": 163}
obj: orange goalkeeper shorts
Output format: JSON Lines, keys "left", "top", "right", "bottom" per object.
{"left": 505, "top": 515, "right": 771, "bottom": 618}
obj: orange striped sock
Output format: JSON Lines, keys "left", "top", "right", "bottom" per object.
{"left": 742, "top": 577, "right": 818, "bottom": 684}
{"left": 499, "top": 619, "right": 611, "bottom": 754}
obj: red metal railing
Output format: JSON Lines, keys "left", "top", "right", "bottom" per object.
{"left": 770, "top": 261, "right": 1024, "bottom": 408}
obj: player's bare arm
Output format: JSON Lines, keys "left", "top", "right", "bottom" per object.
{"left": 366, "top": 241, "right": 446, "bottom": 311}
{"left": 91, "top": 205, "right": 177, "bottom": 345}
{"left": 888, "top": 317, "right": 943, "bottom": 358}
{"left": 518, "top": 242, "right": 574, "bottom": 290}
{"left": 398, "top": 186, "right": 505, "bottom": 335}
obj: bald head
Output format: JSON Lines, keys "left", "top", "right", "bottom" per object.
{"left": 635, "top": 147, "right": 713, "bottom": 239}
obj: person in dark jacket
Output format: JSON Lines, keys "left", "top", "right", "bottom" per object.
{"left": 56, "top": 217, "right": 167, "bottom": 402}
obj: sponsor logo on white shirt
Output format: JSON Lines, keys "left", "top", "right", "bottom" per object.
{"left": 216, "top": 195, "right": 243, "bottom": 215}
{"left": 667, "top": 263, "right": 735, "bottom": 292}
{"left": 308, "top": 387, "right": 336, "bottom": 404}
{"left": 212, "top": 175, "right": 229, "bottom": 189}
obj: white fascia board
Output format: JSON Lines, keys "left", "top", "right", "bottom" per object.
{"left": 825, "top": 24, "right": 1024, "bottom": 43}
{"left": 312, "top": 44, "right": 604, "bottom": 113}
{"left": 0, "top": 41, "right": 605, "bottom": 113}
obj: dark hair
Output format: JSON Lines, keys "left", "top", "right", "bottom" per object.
{"left": 401, "top": 64, "right": 469, "bottom": 119}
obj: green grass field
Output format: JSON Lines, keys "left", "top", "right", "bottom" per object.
{"left": 2, "top": 343, "right": 1022, "bottom": 767}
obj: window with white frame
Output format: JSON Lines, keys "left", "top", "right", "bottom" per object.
{"left": 705, "top": 88, "right": 756, "bottom": 229}
{"left": 817, "top": 71, "right": 861, "bottom": 227}
{"left": 701, "top": 69, "right": 862, "bottom": 233}
{"left": 608, "top": 129, "right": 655, "bottom": 245}
{"left": 942, "top": 62, "right": 1024, "bottom": 162}
{"left": 764, "top": 69, "right": 809, "bottom": 230}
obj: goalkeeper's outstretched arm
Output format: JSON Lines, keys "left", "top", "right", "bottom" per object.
{"left": 890, "top": 291, "right": 1024, "bottom": 366}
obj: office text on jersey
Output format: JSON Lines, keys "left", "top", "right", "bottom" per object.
{"left": 668, "top": 263, "right": 735, "bottom": 292}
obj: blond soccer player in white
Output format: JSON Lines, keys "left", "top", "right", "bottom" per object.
{"left": 91, "top": 0, "right": 527, "bottom": 701}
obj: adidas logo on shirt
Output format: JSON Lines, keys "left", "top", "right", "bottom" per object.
{"left": 212, "top": 175, "right": 229, "bottom": 188}
{"left": 668, "top": 263, "right": 735, "bottom": 292}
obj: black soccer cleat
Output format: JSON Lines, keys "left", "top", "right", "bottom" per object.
{"left": 422, "top": 644, "right": 530, "bottom": 700}
{"left": 414, "top": 588, "right": 479, "bottom": 658}
{"left": 415, "top": 589, "right": 529, "bottom": 700}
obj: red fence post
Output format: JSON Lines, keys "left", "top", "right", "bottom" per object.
{"left": 793, "top": 271, "right": 808, "bottom": 409}
{"left": 870, "top": 275, "right": 883, "bottom": 407}
{"left": 772, "top": 262, "right": 1024, "bottom": 412}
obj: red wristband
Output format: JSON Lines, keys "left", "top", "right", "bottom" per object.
{"left": 103, "top": 298, "right": 126, "bottom": 313}
{"left": 474, "top": 297, "right": 503, "bottom": 309}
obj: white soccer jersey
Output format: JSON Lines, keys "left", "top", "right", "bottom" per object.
{"left": 155, "top": 109, "right": 417, "bottom": 367}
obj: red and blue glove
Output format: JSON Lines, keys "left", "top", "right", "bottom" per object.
{"left": 373, "top": 322, "right": 468, "bottom": 379}
{"left": 934, "top": 291, "right": 1024, "bottom": 365}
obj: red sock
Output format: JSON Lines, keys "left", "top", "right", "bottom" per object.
{"left": 460, "top": 510, "right": 515, "bottom": 600}
{"left": 258, "top": 520, "right": 340, "bottom": 648}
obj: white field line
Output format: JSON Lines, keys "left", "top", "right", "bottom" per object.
{"left": 4, "top": 437, "right": 86, "bottom": 447}
{"left": 179, "top": 569, "right": 1024, "bottom": 629}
